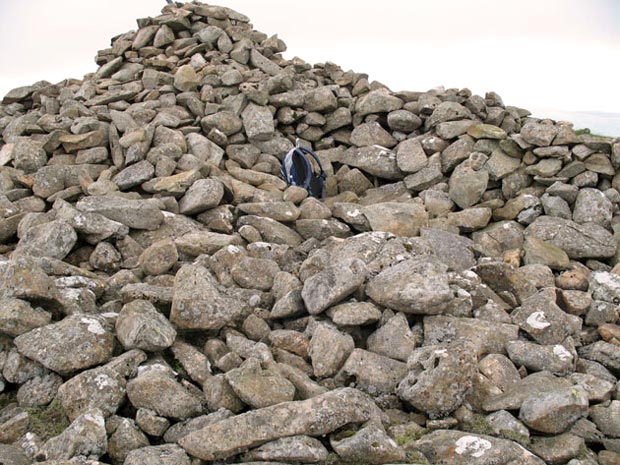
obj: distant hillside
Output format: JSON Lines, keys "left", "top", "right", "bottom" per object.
{"left": 530, "top": 108, "right": 620, "bottom": 137}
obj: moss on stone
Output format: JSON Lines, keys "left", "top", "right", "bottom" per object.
{"left": 394, "top": 426, "right": 428, "bottom": 446}
{"left": 27, "top": 398, "right": 70, "bottom": 441}
{"left": 461, "top": 413, "right": 495, "bottom": 436}
{"left": 0, "top": 390, "right": 18, "bottom": 410}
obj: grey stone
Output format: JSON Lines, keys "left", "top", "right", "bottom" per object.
{"left": 57, "top": 367, "right": 126, "bottom": 421}
{"left": 396, "top": 138, "right": 428, "bottom": 173}
{"left": 124, "top": 444, "right": 191, "bottom": 465}
{"left": 327, "top": 301, "right": 382, "bottom": 327}
{"left": 573, "top": 187, "right": 613, "bottom": 228}
{"left": 425, "top": 101, "right": 474, "bottom": 129}
{"left": 338, "top": 145, "right": 403, "bottom": 180}
{"left": 506, "top": 340, "right": 575, "bottom": 375}
{"left": 242, "top": 435, "right": 328, "bottom": 463}
{"left": 301, "top": 258, "right": 367, "bottom": 315}
{"left": 179, "top": 387, "right": 383, "bottom": 461}
{"left": 14, "top": 315, "right": 114, "bottom": 375}
{"left": 304, "top": 87, "right": 338, "bottom": 112}
{"left": 350, "top": 121, "right": 397, "bottom": 148}
{"left": 11, "top": 139, "right": 47, "bottom": 173}
{"left": 521, "top": 122, "right": 558, "bottom": 146}
{"left": 242, "top": 103, "right": 275, "bottom": 141}
{"left": 226, "top": 358, "right": 296, "bottom": 409}
{"left": 14, "top": 219, "right": 77, "bottom": 260}
{"left": 170, "top": 264, "right": 245, "bottom": 330}
{"left": 420, "top": 227, "right": 476, "bottom": 271}
{"left": 363, "top": 201, "right": 428, "bottom": 237}
{"left": 330, "top": 422, "right": 405, "bottom": 464}
{"left": 39, "top": 409, "right": 107, "bottom": 461}
{"left": 366, "top": 256, "right": 453, "bottom": 314}
{"left": 397, "top": 340, "right": 478, "bottom": 417}
{"left": 127, "top": 370, "right": 202, "bottom": 420}
{"left": 578, "top": 341, "right": 620, "bottom": 372}
{"left": 339, "top": 348, "right": 408, "bottom": 395}
{"left": 0, "top": 298, "right": 52, "bottom": 337}
{"left": 174, "top": 64, "right": 199, "bottom": 92}
{"left": 112, "top": 160, "right": 154, "bottom": 190}
{"left": 116, "top": 299, "right": 176, "bottom": 351}
{"left": 590, "top": 401, "right": 620, "bottom": 437}
{"left": 484, "top": 148, "right": 521, "bottom": 180}
{"left": 309, "top": 324, "right": 355, "bottom": 378}
{"left": 355, "top": 90, "right": 403, "bottom": 116}
{"left": 404, "top": 152, "right": 443, "bottom": 191}
{"left": 525, "top": 216, "right": 616, "bottom": 259}
{"left": 367, "top": 312, "right": 416, "bottom": 362}
{"left": 519, "top": 385, "right": 589, "bottom": 434}
{"left": 413, "top": 430, "right": 545, "bottom": 465}
{"left": 387, "top": 109, "right": 422, "bottom": 132}
{"left": 76, "top": 195, "right": 164, "bottom": 230}
{"left": 178, "top": 179, "right": 224, "bottom": 215}
{"left": 449, "top": 165, "right": 489, "bottom": 208}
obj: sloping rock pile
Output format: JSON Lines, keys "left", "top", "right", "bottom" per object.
{"left": 1, "top": 2, "right": 620, "bottom": 464}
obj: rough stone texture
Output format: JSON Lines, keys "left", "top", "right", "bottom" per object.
{"left": 519, "top": 385, "right": 589, "bottom": 434}
{"left": 115, "top": 299, "right": 177, "bottom": 351}
{"left": 14, "top": 315, "right": 114, "bottom": 375}
{"left": 179, "top": 387, "right": 383, "bottom": 460}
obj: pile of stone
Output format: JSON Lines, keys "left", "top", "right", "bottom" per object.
{"left": 1, "top": 2, "right": 620, "bottom": 464}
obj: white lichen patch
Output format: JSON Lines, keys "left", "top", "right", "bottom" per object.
{"left": 526, "top": 311, "right": 551, "bottom": 329}
{"left": 83, "top": 412, "right": 105, "bottom": 427}
{"left": 348, "top": 209, "right": 362, "bottom": 218}
{"left": 81, "top": 317, "right": 106, "bottom": 335}
{"left": 553, "top": 345, "right": 573, "bottom": 360}
{"left": 455, "top": 435, "right": 492, "bottom": 458}
{"left": 94, "top": 373, "right": 117, "bottom": 390}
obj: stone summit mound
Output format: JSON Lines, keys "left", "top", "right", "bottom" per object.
{"left": 1, "top": 2, "right": 620, "bottom": 465}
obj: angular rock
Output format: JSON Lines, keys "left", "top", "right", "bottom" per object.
{"left": 14, "top": 315, "right": 114, "bottom": 375}
{"left": 179, "top": 387, "right": 383, "bottom": 461}
{"left": 363, "top": 201, "right": 428, "bottom": 237}
{"left": 366, "top": 256, "right": 453, "bottom": 314}
{"left": 116, "top": 299, "right": 176, "bottom": 351}
{"left": 124, "top": 444, "right": 191, "bottom": 465}
{"left": 76, "top": 196, "right": 164, "bottom": 230}
{"left": 519, "top": 385, "right": 588, "bottom": 434}
{"left": 309, "top": 324, "right": 355, "bottom": 378}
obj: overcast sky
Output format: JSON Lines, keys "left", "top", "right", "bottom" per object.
{"left": 0, "top": 0, "right": 618, "bottom": 120}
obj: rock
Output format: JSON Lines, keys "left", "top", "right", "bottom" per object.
{"left": 39, "top": 409, "right": 107, "bottom": 461}
{"left": 519, "top": 385, "right": 589, "bottom": 434}
{"left": 420, "top": 227, "right": 476, "bottom": 271}
{"left": 396, "top": 138, "right": 428, "bottom": 173}
{"left": 573, "top": 187, "right": 613, "bottom": 228}
{"left": 578, "top": 341, "right": 620, "bottom": 372}
{"left": 126, "top": 370, "right": 202, "bottom": 420}
{"left": 327, "top": 301, "right": 382, "bottom": 326}
{"left": 14, "top": 220, "right": 77, "bottom": 260}
{"left": 397, "top": 339, "right": 478, "bottom": 417}
{"left": 521, "top": 122, "right": 558, "bottom": 146}
{"left": 115, "top": 299, "right": 177, "bottom": 351}
{"left": 366, "top": 256, "right": 453, "bottom": 314}
{"left": 179, "top": 387, "right": 383, "bottom": 461}
{"left": 511, "top": 288, "right": 581, "bottom": 344}
{"left": 424, "top": 315, "right": 518, "bottom": 356}
{"left": 178, "top": 179, "right": 224, "bottom": 215}
{"left": 56, "top": 367, "right": 126, "bottom": 421}
{"left": 338, "top": 145, "right": 403, "bottom": 180}
{"left": 340, "top": 348, "right": 408, "bottom": 395}
{"left": 523, "top": 236, "right": 570, "bottom": 269}
{"left": 14, "top": 315, "right": 114, "bottom": 375}
{"left": 226, "top": 358, "right": 296, "bottom": 408}
{"left": 387, "top": 109, "right": 422, "bottom": 132}
{"left": 170, "top": 264, "right": 245, "bottom": 330}
{"left": 124, "top": 444, "right": 191, "bottom": 465}
{"left": 355, "top": 90, "right": 403, "bottom": 115}
{"left": 242, "top": 435, "right": 328, "bottom": 463}
{"left": 138, "top": 238, "right": 178, "bottom": 275}
{"left": 309, "top": 324, "right": 355, "bottom": 378}
{"left": 590, "top": 401, "right": 620, "bottom": 437}
{"left": 362, "top": 201, "right": 428, "bottom": 237}
{"left": 425, "top": 101, "right": 474, "bottom": 129}
{"left": 242, "top": 103, "right": 275, "bottom": 141}
{"left": 76, "top": 196, "right": 164, "bottom": 230}
{"left": 413, "top": 430, "right": 545, "bottom": 465}
{"left": 467, "top": 123, "right": 507, "bottom": 140}
{"left": 506, "top": 340, "right": 575, "bottom": 374}
{"left": 330, "top": 422, "right": 405, "bottom": 464}
{"left": 525, "top": 216, "right": 616, "bottom": 259}
{"left": 301, "top": 258, "right": 367, "bottom": 315}
{"left": 174, "top": 64, "right": 199, "bottom": 92}
{"left": 367, "top": 312, "right": 417, "bottom": 362}
{"left": 350, "top": 121, "right": 397, "bottom": 147}
{"left": 484, "top": 148, "right": 521, "bottom": 180}
{"left": 449, "top": 165, "right": 489, "bottom": 208}
{"left": 11, "top": 139, "right": 47, "bottom": 173}
{"left": 112, "top": 160, "right": 154, "bottom": 190}
{"left": 0, "top": 298, "right": 52, "bottom": 337}
{"left": 529, "top": 433, "right": 585, "bottom": 465}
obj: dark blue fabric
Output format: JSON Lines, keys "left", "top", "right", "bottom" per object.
{"left": 281, "top": 146, "right": 326, "bottom": 198}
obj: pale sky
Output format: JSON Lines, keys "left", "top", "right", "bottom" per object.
{"left": 0, "top": 0, "right": 619, "bottom": 118}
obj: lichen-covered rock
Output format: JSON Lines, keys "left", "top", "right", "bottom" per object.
{"left": 179, "top": 387, "right": 384, "bottom": 461}
{"left": 115, "top": 299, "right": 177, "bottom": 351}
{"left": 124, "top": 444, "right": 191, "bottom": 465}
{"left": 519, "top": 385, "right": 589, "bottom": 434}
{"left": 14, "top": 315, "right": 114, "bottom": 375}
